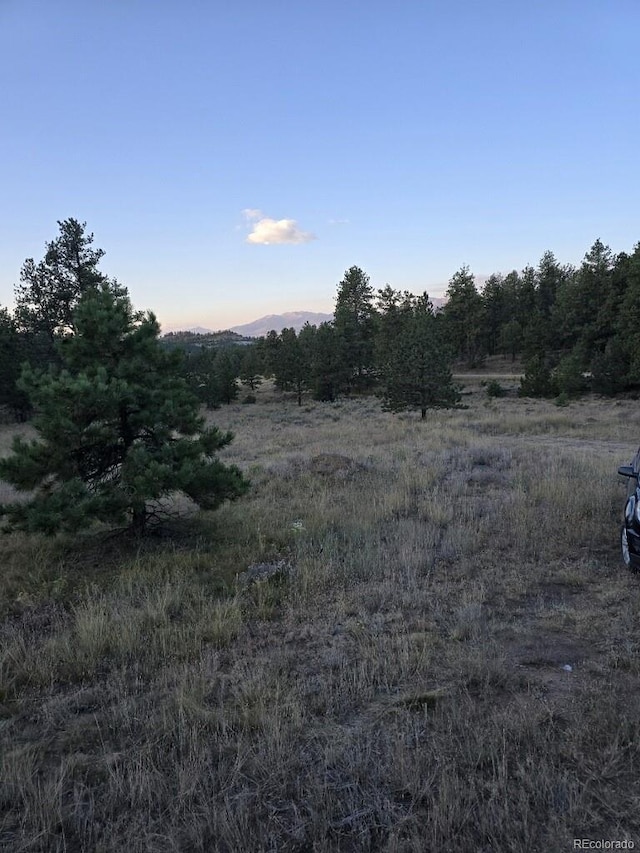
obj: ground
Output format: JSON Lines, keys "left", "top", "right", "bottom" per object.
{"left": 1, "top": 379, "right": 639, "bottom": 852}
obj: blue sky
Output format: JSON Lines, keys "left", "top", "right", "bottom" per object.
{"left": 1, "top": 0, "right": 639, "bottom": 331}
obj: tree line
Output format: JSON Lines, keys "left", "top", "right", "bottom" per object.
{"left": 441, "top": 240, "right": 640, "bottom": 398}
{"left": 186, "top": 236, "right": 640, "bottom": 409}
{"left": 171, "top": 265, "right": 459, "bottom": 418}
{"left": 2, "top": 219, "right": 638, "bottom": 536}
{"left": 3, "top": 222, "right": 640, "bottom": 427}
{"left": 242, "top": 268, "right": 459, "bottom": 417}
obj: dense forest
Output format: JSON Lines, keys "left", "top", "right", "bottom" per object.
{"left": 440, "top": 239, "right": 640, "bottom": 399}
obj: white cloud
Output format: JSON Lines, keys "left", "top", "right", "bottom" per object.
{"left": 242, "top": 208, "right": 263, "bottom": 222}
{"left": 243, "top": 211, "right": 316, "bottom": 245}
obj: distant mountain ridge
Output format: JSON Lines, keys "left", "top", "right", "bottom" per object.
{"left": 230, "top": 311, "right": 334, "bottom": 337}
{"left": 230, "top": 301, "right": 446, "bottom": 336}
{"left": 165, "top": 300, "right": 447, "bottom": 338}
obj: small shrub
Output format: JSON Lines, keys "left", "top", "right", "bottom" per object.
{"left": 486, "top": 380, "right": 506, "bottom": 398}
{"left": 519, "top": 355, "right": 558, "bottom": 398}
{"left": 554, "top": 352, "right": 589, "bottom": 399}
{"left": 591, "top": 342, "right": 628, "bottom": 395}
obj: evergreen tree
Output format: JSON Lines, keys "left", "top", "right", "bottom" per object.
{"left": 239, "top": 344, "right": 263, "bottom": 392}
{"left": 498, "top": 319, "right": 523, "bottom": 362}
{"left": 214, "top": 349, "right": 240, "bottom": 405}
{"left": 517, "top": 266, "right": 541, "bottom": 358}
{"left": 536, "top": 250, "right": 566, "bottom": 319}
{"left": 614, "top": 243, "right": 640, "bottom": 384}
{"left": 442, "top": 266, "right": 485, "bottom": 367}
{"left": 334, "top": 266, "right": 377, "bottom": 391}
{"left": 0, "top": 308, "right": 31, "bottom": 420}
{"left": 259, "top": 330, "right": 281, "bottom": 379}
{"left": 519, "top": 354, "right": 558, "bottom": 398}
{"left": 553, "top": 239, "right": 613, "bottom": 362}
{"left": 591, "top": 338, "right": 628, "bottom": 395}
{"left": 183, "top": 347, "right": 221, "bottom": 409}
{"left": 379, "top": 293, "right": 459, "bottom": 419}
{"left": 482, "top": 274, "right": 506, "bottom": 355}
{"left": 0, "top": 284, "right": 248, "bottom": 535}
{"left": 532, "top": 251, "right": 568, "bottom": 354}
{"left": 554, "top": 351, "right": 590, "bottom": 398}
{"left": 14, "top": 218, "right": 110, "bottom": 342}
{"left": 272, "top": 327, "right": 311, "bottom": 406}
{"left": 375, "top": 285, "right": 414, "bottom": 367}
{"left": 308, "top": 322, "right": 341, "bottom": 401}
{"left": 496, "top": 271, "right": 525, "bottom": 359}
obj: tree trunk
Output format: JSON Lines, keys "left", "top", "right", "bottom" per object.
{"left": 421, "top": 408, "right": 427, "bottom": 420}
{"left": 131, "top": 504, "right": 147, "bottom": 536}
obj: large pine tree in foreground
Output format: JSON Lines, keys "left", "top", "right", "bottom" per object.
{"left": 0, "top": 284, "right": 248, "bottom": 535}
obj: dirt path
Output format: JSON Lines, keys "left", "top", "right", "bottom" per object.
{"left": 502, "top": 434, "right": 637, "bottom": 458}
{"left": 454, "top": 373, "right": 523, "bottom": 381}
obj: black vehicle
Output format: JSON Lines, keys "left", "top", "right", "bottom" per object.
{"left": 618, "top": 448, "right": 640, "bottom": 569}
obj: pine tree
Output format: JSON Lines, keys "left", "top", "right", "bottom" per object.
{"left": 519, "top": 354, "right": 558, "bottom": 398}
{"left": 379, "top": 293, "right": 459, "bottom": 419}
{"left": 375, "top": 285, "right": 414, "bottom": 367}
{"left": 553, "top": 239, "right": 613, "bottom": 363}
{"left": 14, "top": 218, "right": 109, "bottom": 342}
{"left": 442, "top": 266, "right": 485, "bottom": 367}
{"left": 481, "top": 273, "right": 508, "bottom": 356}
{"left": 614, "top": 243, "right": 640, "bottom": 384}
{"left": 259, "top": 330, "right": 281, "bottom": 379}
{"left": 0, "top": 284, "right": 248, "bottom": 535}
{"left": 308, "top": 322, "right": 341, "bottom": 402}
{"left": 239, "top": 345, "right": 263, "bottom": 392}
{"left": 272, "top": 327, "right": 311, "bottom": 405}
{"left": 214, "top": 349, "right": 240, "bottom": 405}
{"left": 181, "top": 347, "right": 216, "bottom": 408}
{"left": 334, "top": 266, "right": 377, "bottom": 392}
{"left": 0, "top": 308, "right": 31, "bottom": 420}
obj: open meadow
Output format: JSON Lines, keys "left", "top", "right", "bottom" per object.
{"left": 2, "top": 380, "right": 640, "bottom": 852}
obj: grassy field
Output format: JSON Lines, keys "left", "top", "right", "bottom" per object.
{"left": 2, "top": 380, "right": 640, "bottom": 852}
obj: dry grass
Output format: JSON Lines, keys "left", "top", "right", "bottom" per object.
{"left": 1, "top": 381, "right": 639, "bottom": 851}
